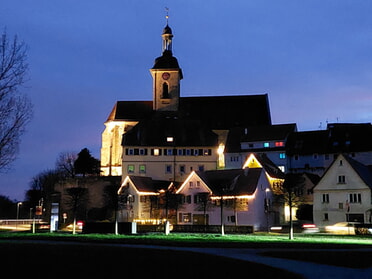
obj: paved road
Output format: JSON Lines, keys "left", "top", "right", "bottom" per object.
{"left": 3, "top": 239, "right": 372, "bottom": 278}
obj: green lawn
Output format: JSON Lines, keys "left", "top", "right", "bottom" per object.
{"left": 1, "top": 232, "right": 372, "bottom": 248}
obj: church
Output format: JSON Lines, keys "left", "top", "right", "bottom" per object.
{"left": 100, "top": 20, "right": 272, "bottom": 180}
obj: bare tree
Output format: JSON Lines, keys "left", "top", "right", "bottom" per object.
{"left": 0, "top": 30, "right": 32, "bottom": 171}
{"left": 55, "top": 151, "right": 77, "bottom": 178}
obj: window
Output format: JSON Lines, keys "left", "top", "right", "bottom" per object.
{"left": 127, "top": 165, "right": 135, "bottom": 173}
{"left": 179, "top": 165, "right": 185, "bottom": 174}
{"left": 185, "top": 149, "right": 192, "bottom": 156}
{"left": 203, "top": 149, "right": 211, "bottom": 156}
{"left": 198, "top": 165, "right": 205, "bottom": 172}
{"left": 263, "top": 142, "right": 270, "bottom": 148}
{"left": 166, "top": 136, "right": 173, "bottom": 143}
{"left": 189, "top": 181, "right": 193, "bottom": 188}
{"left": 179, "top": 213, "right": 191, "bottom": 223}
{"left": 322, "top": 193, "right": 329, "bottom": 203}
{"left": 139, "top": 148, "right": 147, "bottom": 156}
{"left": 165, "top": 149, "right": 174, "bottom": 156}
{"left": 152, "top": 148, "right": 160, "bottom": 156}
{"left": 279, "top": 153, "right": 286, "bottom": 159}
{"left": 178, "top": 149, "right": 184, "bottom": 156}
{"left": 196, "top": 181, "right": 201, "bottom": 187}
{"left": 165, "top": 165, "right": 172, "bottom": 174}
{"left": 324, "top": 213, "right": 329, "bottom": 221}
{"left": 193, "top": 149, "right": 199, "bottom": 156}
{"left": 128, "top": 149, "right": 134, "bottom": 155}
{"left": 349, "top": 193, "right": 362, "bottom": 203}
{"left": 294, "top": 155, "right": 299, "bottom": 161}
{"left": 162, "top": 82, "right": 169, "bottom": 98}
{"left": 275, "top": 141, "right": 284, "bottom": 147}
{"left": 313, "top": 154, "right": 318, "bottom": 160}
{"left": 339, "top": 160, "right": 343, "bottom": 166}
{"left": 338, "top": 175, "right": 346, "bottom": 184}
{"left": 139, "top": 165, "right": 146, "bottom": 174}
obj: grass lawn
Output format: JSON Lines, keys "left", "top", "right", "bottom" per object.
{"left": 0, "top": 241, "right": 302, "bottom": 278}
{"left": 1, "top": 232, "right": 372, "bottom": 248}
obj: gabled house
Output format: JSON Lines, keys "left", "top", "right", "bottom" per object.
{"left": 176, "top": 153, "right": 285, "bottom": 231}
{"left": 313, "top": 154, "right": 372, "bottom": 227}
{"left": 117, "top": 176, "right": 172, "bottom": 223}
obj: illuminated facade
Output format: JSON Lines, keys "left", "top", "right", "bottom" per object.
{"left": 313, "top": 154, "right": 372, "bottom": 227}
{"left": 100, "top": 20, "right": 272, "bottom": 177}
{"left": 117, "top": 153, "right": 285, "bottom": 230}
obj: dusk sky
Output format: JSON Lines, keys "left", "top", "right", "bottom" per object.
{"left": 1, "top": 1, "right": 372, "bottom": 201}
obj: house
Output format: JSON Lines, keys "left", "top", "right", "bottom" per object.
{"left": 313, "top": 154, "right": 372, "bottom": 227}
{"left": 286, "top": 123, "right": 372, "bottom": 176}
{"left": 176, "top": 153, "right": 285, "bottom": 231}
{"left": 225, "top": 124, "right": 297, "bottom": 172}
{"left": 117, "top": 153, "right": 285, "bottom": 230}
{"left": 117, "top": 175, "right": 173, "bottom": 223}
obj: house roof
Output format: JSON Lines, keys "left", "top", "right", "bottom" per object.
{"left": 249, "top": 153, "right": 286, "bottom": 179}
{"left": 225, "top": 124, "right": 297, "bottom": 152}
{"left": 286, "top": 123, "right": 372, "bottom": 155}
{"left": 127, "top": 176, "right": 171, "bottom": 193}
{"left": 343, "top": 155, "right": 372, "bottom": 189}
{"left": 122, "top": 112, "right": 219, "bottom": 147}
{"left": 106, "top": 94, "right": 271, "bottom": 129}
{"left": 196, "top": 168, "right": 262, "bottom": 196}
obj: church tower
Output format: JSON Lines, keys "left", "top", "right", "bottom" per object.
{"left": 150, "top": 18, "right": 183, "bottom": 111}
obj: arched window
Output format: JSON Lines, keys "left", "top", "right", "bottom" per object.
{"left": 162, "top": 82, "right": 169, "bottom": 98}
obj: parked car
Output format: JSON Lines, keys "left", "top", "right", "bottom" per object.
{"left": 270, "top": 221, "right": 319, "bottom": 233}
{"left": 65, "top": 221, "right": 84, "bottom": 232}
{"left": 325, "top": 222, "right": 360, "bottom": 235}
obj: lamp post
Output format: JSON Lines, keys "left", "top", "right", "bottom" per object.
{"left": 16, "top": 202, "right": 22, "bottom": 230}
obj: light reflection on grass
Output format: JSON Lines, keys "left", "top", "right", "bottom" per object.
{"left": 1, "top": 232, "right": 372, "bottom": 247}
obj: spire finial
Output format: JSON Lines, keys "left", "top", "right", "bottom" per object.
{"left": 165, "top": 7, "right": 169, "bottom": 25}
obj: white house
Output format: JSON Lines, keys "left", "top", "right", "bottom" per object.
{"left": 313, "top": 154, "right": 372, "bottom": 227}
{"left": 176, "top": 153, "right": 285, "bottom": 231}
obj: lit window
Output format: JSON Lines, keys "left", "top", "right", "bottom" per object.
{"left": 263, "top": 142, "right": 270, "bottom": 148}
{"left": 153, "top": 149, "right": 160, "bottom": 156}
{"left": 279, "top": 153, "right": 286, "bottom": 159}
{"left": 167, "top": 137, "right": 173, "bottom": 142}
{"left": 127, "top": 165, "right": 135, "bottom": 173}
{"left": 139, "top": 165, "right": 146, "bottom": 173}
{"left": 275, "top": 141, "right": 284, "bottom": 147}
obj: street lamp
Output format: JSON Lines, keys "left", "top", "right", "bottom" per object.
{"left": 16, "top": 202, "right": 22, "bottom": 219}
{"left": 16, "top": 202, "right": 22, "bottom": 230}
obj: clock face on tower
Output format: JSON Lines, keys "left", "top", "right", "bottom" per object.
{"left": 162, "top": 72, "right": 170, "bottom": 80}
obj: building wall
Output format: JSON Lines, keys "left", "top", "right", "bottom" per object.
{"left": 122, "top": 146, "right": 218, "bottom": 182}
{"left": 100, "top": 120, "right": 138, "bottom": 176}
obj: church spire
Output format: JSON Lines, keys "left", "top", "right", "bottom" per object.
{"left": 162, "top": 7, "right": 173, "bottom": 53}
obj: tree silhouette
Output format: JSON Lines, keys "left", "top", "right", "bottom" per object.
{"left": 74, "top": 148, "right": 100, "bottom": 177}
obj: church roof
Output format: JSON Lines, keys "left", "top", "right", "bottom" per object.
{"left": 152, "top": 50, "right": 182, "bottom": 74}
{"left": 106, "top": 94, "right": 272, "bottom": 129}
{"left": 106, "top": 101, "right": 153, "bottom": 122}
{"left": 122, "top": 112, "right": 218, "bottom": 147}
